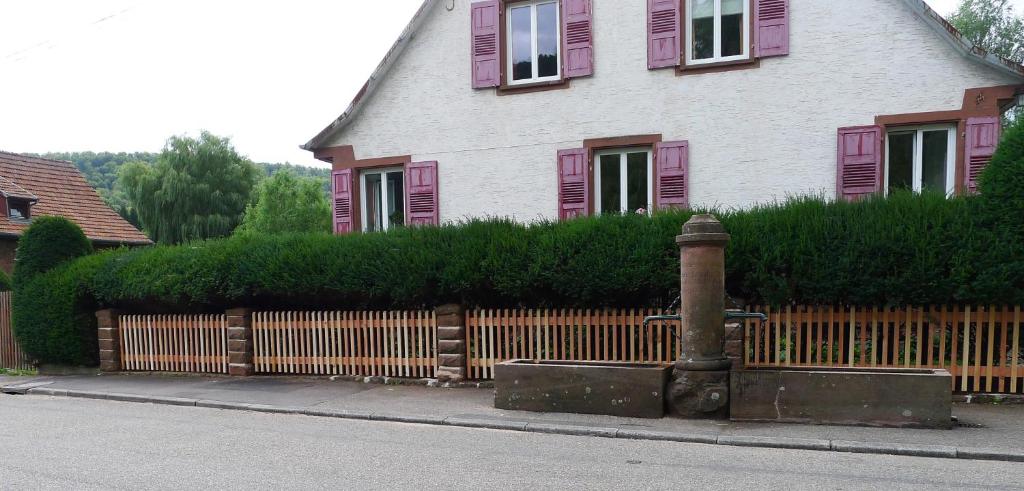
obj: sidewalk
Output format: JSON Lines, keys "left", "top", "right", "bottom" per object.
{"left": 2, "top": 374, "right": 1022, "bottom": 462}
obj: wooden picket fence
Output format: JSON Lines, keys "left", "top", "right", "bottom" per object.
{"left": 252, "top": 311, "right": 438, "bottom": 378}
{"left": 119, "top": 315, "right": 229, "bottom": 374}
{"left": 744, "top": 305, "right": 1024, "bottom": 394}
{"left": 466, "top": 309, "right": 677, "bottom": 379}
{"left": 0, "top": 292, "right": 31, "bottom": 371}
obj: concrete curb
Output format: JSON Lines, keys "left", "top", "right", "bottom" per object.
{"left": 14, "top": 388, "right": 1024, "bottom": 464}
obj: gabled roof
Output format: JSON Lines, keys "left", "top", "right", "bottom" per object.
{"left": 303, "top": 0, "right": 435, "bottom": 152}
{"left": 0, "top": 177, "right": 38, "bottom": 202}
{"left": 903, "top": 0, "right": 1024, "bottom": 80}
{"left": 303, "top": 0, "right": 1024, "bottom": 152}
{"left": 0, "top": 151, "right": 152, "bottom": 245}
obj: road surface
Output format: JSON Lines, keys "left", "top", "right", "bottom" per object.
{"left": 0, "top": 396, "right": 1021, "bottom": 490}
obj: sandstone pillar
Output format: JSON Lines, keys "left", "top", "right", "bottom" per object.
{"left": 435, "top": 304, "right": 467, "bottom": 383}
{"left": 668, "top": 214, "right": 731, "bottom": 418}
{"left": 226, "top": 308, "right": 255, "bottom": 377}
{"left": 96, "top": 309, "right": 122, "bottom": 372}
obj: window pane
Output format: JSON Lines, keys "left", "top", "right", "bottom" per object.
{"left": 887, "top": 132, "right": 915, "bottom": 193}
{"left": 691, "top": 0, "right": 714, "bottom": 60}
{"left": 921, "top": 130, "right": 949, "bottom": 193}
{"left": 600, "top": 154, "right": 621, "bottom": 214}
{"left": 537, "top": 2, "right": 559, "bottom": 78}
{"left": 510, "top": 6, "right": 532, "bottom": 81}
{"left": 365, "top": 173, "right": 384, "bottom": 232}
{"left": 721, "top": 0, "right": 744, "bottom": 57}
{"left": 387, "top": 171, "right": 405, "bottom": 228}
{"left": 626, "top": 152, "right": 649, "bottom": 213}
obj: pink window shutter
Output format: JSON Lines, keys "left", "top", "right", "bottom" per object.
{"left": 755, "top": 0, "right": 789, "bottom": 58}
{"left": 405, "top": 161, "right": 440, "bottom": 226}
{"left": 655, "top": 141, "right": 689, "bottom": 209}
{"left": 562, "top": 0, "right": 594, "bottom": 78}
{"left": 471, "top": 0, "right": 501, "bottom": 88}
{"left": 836, "top": 126, "right": 883, "bottom": 201}
{"left": 332, "top": 168, "right": 355, "bottom": 234}
{"left": 558, "top": 148, "right": 589, "bottom": 220}
{"left": 964, "top": 116, "right": 1000, "bottom": 193}
{"left": 648, "top": 0, "right": 681, "bottom": 69}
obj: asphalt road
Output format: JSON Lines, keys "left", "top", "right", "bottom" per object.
{"left": 1, "top": 396, "right": 1022, "bottom": 490}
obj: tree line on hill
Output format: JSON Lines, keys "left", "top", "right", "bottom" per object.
{"left": 33, "top": 141, "right": 331, "bottom": 241}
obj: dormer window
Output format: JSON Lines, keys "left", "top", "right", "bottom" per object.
{"left": 8, "top": 199, "right": 30, "bottom": 220}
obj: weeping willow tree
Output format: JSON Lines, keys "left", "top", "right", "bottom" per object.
{"left": 119, "top": 131, "right": 259, "bottom": 244}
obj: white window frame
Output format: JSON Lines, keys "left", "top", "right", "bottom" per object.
{"left": 360, "top": 166, "right": 405, "bottom": 233}
{"left": 506, "top": 0, "right": 561, "bottom": 86}
{"left": 884, "top": 124, "right": 957, "bottom": 196}
{"left": 685, "top": 0, "right": 750, "bottom": 66}
{"left": 593, "top": 148, "right": 654, "bottom": 215}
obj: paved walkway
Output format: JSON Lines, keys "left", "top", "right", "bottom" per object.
{"left": 2, "top": 374, "right": 1022, "bottom": 462}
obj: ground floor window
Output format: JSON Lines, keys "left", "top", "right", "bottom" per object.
{"left": 594, "top": 148, "right": 652, "bottom": 215}
{"left": 360, "top": 167, "right": 405, "bottom": 232}
{"left": 886, "top": 125, "right": 956, "bottom": 195}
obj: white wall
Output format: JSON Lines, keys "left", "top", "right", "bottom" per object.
{"left": 322, "top": 0, "right": 1017, "bottom": 222}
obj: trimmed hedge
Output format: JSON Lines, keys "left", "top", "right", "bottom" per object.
{"left": 16, "top": 189, "right": 1022, "bottom": 366}
{"left": 12, "top": 218, "right": 98, "bottom": 366}
{"left": 12, "top": 216, "right": 93, "bottom": 285}
{"left": 44, "top": 190, "right": 1017, "bottom": 312}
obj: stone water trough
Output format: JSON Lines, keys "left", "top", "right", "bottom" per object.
{"left": 730, "top": 366, "right": 953, "bottom": 429}
{"left": 494, "top": 360, "right": 672, "bottom": 418}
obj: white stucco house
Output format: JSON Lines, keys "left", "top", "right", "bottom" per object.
{"left": 303, "top": 0, "right": 1024, "bottom": 234}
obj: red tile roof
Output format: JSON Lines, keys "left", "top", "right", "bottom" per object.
{"left": 0, "top": 151, "right": 151, "bottom": 245}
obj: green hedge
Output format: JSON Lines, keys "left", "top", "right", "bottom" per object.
{"left": 48, "top": 190, "right": 1016, "bottom": 312}
{"left": 20, "top": 189, "right": 1022, "bottom": 366}
{"left": 12, "top": 218, "right": 96, "bottom": 366}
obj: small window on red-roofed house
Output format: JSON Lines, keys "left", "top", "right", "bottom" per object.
{"left": 8, "top": 200, "right": 30, "bottom": 220}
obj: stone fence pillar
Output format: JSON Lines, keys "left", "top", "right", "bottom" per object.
{"left": 226, "top": 308, "right": 254, "bottom": 376}
{"left": 435, "top": 304, "right": 467, "bottom": 383}
{"left": 723, "top": 313, "right": 745, "bottom": 370}
{"left": 96, "top": 309, "right": 122, "bottom": 372}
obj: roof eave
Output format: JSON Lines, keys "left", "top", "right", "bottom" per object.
{"left": 905, "top": 0, "right": 1024, "bottom": 81}
{"left": 302, "top": 0, "right": 437, "bottom": 152}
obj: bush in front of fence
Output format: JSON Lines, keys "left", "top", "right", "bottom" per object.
{"left": 967, "top": 118, "right": 1024, "bottom": 304}
{"left": 15, "top": 188, "right": 1023, "bottom": 366}
{"left": 12, "top": 218, "right": 103, "bottom": 366}
{"left": 65, "top": 190, "right": 1018, "bottom": 311}
{"left": 12, "top": 216, "right": 94, "bottom": 286}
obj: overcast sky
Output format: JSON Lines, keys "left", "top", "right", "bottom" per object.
{"left": 0, "top": 0, "right": 1016, "bottom": 168}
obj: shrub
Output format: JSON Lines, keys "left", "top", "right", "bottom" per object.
{"left": 13, "top": 253, "right": 106, "bottom": 366}
{"left": 12, "top": 216, "right": 93, "bottom": 285}
{"left": 12, "top": 218, "right": 96, "bottom": 365}
{"left": 51, "top": 191, "right": 1019, "bottom": 314}
{"left": 964, "top": 118, "right": 1024, "bottom": 303}
{"left": 0, "top": 270, "right": 11, "bottom": 292}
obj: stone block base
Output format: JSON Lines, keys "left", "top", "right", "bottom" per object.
{"left": 667, "top": 369, "right": 730, "bottom": 419}
{"left": 228, "top": 363, "right": 255, "bottom": 377}
{"left": 436, "top": 366, "right": 466, "bottom": 383}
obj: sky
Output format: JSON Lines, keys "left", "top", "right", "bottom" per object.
{"left": 0, "top": 0, "right": 1018, "bottom": 168}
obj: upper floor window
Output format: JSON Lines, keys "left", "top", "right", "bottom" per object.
{"left": 687, "top": 0, "right": 749, "bottom": 65}
{"left": 508, "top": 0, "right": 561, "bottom": 85}
{"left": 885, "top": 125, "right": 956, "bottom": 196}
{"left": 360, "top": 167, "right": 405, "bottom": 232}
{"left": 595, "top": 148, "right": 652, "bottom": 215}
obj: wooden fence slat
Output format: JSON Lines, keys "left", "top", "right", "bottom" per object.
{"left": 1013, "top": 307, "right": 1021, "bottom": 394}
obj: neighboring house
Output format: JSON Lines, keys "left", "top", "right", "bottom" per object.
{"left": 0, "top": 152, "right": 151, "bottom": 273}
{"left": 304, "top": 0, "right": 1024, "bottom": 234}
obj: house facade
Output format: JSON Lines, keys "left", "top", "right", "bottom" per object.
{"left": 304, "top": 0, "right": 1024, "bottom": 233}
{"left": 0, "top": 152, "right": 151, "bottom": 273}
